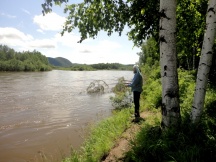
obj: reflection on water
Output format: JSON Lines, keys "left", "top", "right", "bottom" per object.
{"left": 0, "top": 70, "right": 133, "bottom": 162}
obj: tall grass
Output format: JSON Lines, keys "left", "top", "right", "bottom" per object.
{"left": 125, "top": 117, "right": 216, "bottom": 162}
{"left": 63, "top": 108, "right": 133, "bottom": 162}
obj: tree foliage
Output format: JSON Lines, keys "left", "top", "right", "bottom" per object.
{"left": 69, "top": 63, "right": 132, "bottom": 71}
{"left": 0, "top": 45, "right": 52, "bottom": 71}
{"left": 137, "top": 37, "right": 159, "bottom": 66}
{"left": 91, "top": 63, "right": 132, "bottom": 70}
{"left": 177, "top": 0, "right": 208, "bottom": 70}
{"left": 42, "top": 0, "right": 159, "bottom": 46}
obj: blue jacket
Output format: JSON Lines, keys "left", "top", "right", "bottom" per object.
{"left": 129, "top": 72, "right": 143, "bottom": 92}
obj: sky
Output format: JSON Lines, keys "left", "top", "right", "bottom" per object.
{"left": 0, "top": 0, "right": 141, "bottom": 64}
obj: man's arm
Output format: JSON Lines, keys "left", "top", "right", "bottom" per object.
{"left": 129, "top": 74, "right": 139, "bottom": 87}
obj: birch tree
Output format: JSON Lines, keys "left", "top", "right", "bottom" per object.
{"left": 191, "top": 0, "right": 216, "bottom": 123}
{"left": 159, "top": 0, "right": 180, "bottom": 127}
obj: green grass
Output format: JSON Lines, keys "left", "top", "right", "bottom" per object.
{"left": 123, "top": 66, "right": 216, "bottom": 162}
{"left": 124, "top": 115, "right": 216, "bottom": 162}
{"left": 62, "top": 108, "right": 133, "bottom": 162}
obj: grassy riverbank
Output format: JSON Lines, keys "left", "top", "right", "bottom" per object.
{"left": 62, "top": 64, "right": 216, "bottom": 162}
{"left": 62, "top": 107, "right": 162, "bottom": 162}
{"left": 62, "top": 108, "right": 133, "bottom": 162}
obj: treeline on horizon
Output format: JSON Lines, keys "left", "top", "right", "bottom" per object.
{"left": 66, "top": 63, "right": 133, "bottom": 71}
{"left": 0, "top": 45, "right": 51, "bottom": 72}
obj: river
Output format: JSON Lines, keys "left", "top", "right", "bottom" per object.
{"left": 0, "top": 70, "right": 133, "bottom": 162}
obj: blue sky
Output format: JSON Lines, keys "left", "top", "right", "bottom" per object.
{"left": 0, "top": 0, "right": 140, "bottom": 64}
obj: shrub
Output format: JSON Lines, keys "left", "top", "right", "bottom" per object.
{"left": 178, "top": 70, "right": 196, "bottom": 115}
{"left": 110, "top": 77, "right": 133, "bottom": 109}
{"left": 142, "top": 65, "right": 162, "bottom": 109}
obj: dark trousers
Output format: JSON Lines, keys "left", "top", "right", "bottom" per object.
{"left": 133, "top": 91, "right": 141, "bottom": 117}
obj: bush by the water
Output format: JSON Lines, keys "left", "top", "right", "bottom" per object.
{"left": 87, "top": 80, "right": 109, "bottom": 94}
{"left": 110, "top": 77, "right": 133, "bottom": 109}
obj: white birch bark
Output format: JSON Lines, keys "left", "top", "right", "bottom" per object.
{"left": 191, "top": 0, "right": 216, "bottom": 123}
{"left": 160, "top": 0, "right": 180, "bottom": 127}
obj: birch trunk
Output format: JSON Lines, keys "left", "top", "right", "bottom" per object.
{"left": 159, "top": 0, "right": 180, "bottom": 128}
{"left": 191, "top": 0, "right": 216, "bottom": 123}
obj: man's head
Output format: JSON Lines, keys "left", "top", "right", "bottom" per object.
{"left": 133, "top": 65, "right": 139, "bottom": 74}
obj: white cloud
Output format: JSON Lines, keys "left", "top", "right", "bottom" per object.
{"left": 96, "top": 39, "right": 121, "bottom": 50}
{"left": 0, "top": 27, "right": 33, "bottom": 41}
{"left": 22, "top": 9, "right": 31, "bottom": 15}
{"left": 98, "top": 40, "right": 121, "bottom": 49}
{"left": 0, "top": 27, "right": 33, "bottom": 47}
{"left": 76, "top": 39, "right": 121, "bottom": 54}
{"left": 28, "top": 39, "right": 56, "bottom": 48}
{"left": 54, "top": 32, "right": 122, "bottom": 53}
{"left": 37, "top": 29, "right": 45, "bottom": 34}
{"left": 40, "top": 48, "right": 60, "bottom": 58}
{"left": 80, "top": 49, "right": 91, "bottom": 53}
{"left": 54, "top": 32, "right": 81, "bottom": 47}
{"left": 0, "top": 27, "right": 55, "bottom": 50}
{"left": 33, "top": 12, "right": 66, "bottom": 31}
{"left": 0, "top": 12, "right": 16, "bottom": 18}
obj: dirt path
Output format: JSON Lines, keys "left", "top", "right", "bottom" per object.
{"left": 102, "top": 111, "right": 150, "bottom": 162}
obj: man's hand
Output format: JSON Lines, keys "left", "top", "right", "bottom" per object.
{"left": 124, "top": 82, "right": 130, "bottom": 87}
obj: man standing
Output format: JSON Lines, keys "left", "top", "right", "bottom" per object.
{"left": 127, "top": 65, "right": 143, "bottom": 122}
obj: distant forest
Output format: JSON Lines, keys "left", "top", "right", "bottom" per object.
{"left": 48, "top": 56, "right": 133, "bottom": 71}
{"left": 54, "top": 63, "right": 134, "bottom": 71}
{"left": 0, "top": 45, "right": 51, "bottom": 71}
{"left": 0, "top": 45, "right": 134, "bottom": 72}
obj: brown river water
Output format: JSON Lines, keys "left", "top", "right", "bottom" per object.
{"left": 0, "top": 70, "right": 133, "bottom": 162}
